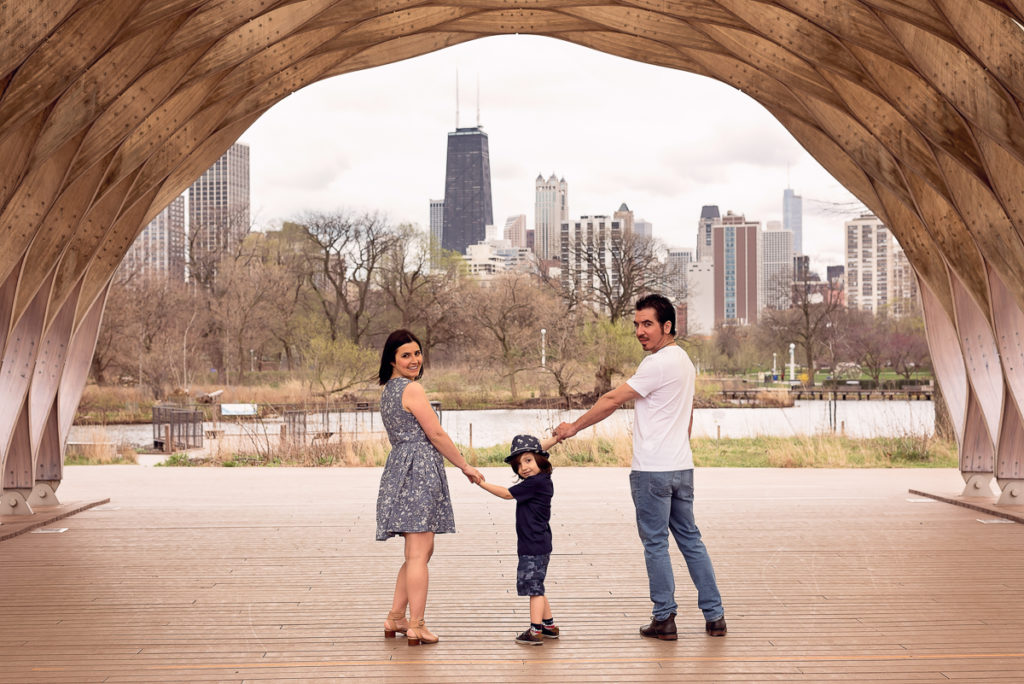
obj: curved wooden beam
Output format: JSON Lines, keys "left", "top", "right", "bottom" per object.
{"left": 1, "top": 0, "right": 1023, "bottom": 499}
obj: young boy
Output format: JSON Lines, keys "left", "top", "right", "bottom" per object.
{"left": 477, "top": 434, "right": 559, "bottom": 645}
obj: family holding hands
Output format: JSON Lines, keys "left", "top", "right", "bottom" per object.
{"left": 376, "top": 294, "right": 726, "bottom": 646}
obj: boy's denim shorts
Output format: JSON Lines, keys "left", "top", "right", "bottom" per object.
{"left": 516, "top": 553, "right": 550, "bottom": 596}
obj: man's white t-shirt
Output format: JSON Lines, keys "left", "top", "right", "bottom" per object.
{"left": 625, "top": 343, "right": 696, "bottom": 472}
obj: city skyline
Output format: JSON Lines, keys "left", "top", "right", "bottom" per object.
{"left": 241, "top": 35, "right": 865, "bottom": 274}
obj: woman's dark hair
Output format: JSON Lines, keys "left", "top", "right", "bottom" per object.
{"left": 635, "top": 293, "right": 676, "bottom": 336}
{"left": 509, "top": 452, "right": 554, "bottom": 478}
{"left": 378, "top": 329, "right": 424, "bottom": 385}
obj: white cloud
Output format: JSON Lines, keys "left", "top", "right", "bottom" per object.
{"left": 242, "top": 34, "right": 863, "bottom": 273}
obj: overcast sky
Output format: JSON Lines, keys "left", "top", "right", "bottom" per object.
{"left": 241, "top": 35, "right": 867, "bottom": 273}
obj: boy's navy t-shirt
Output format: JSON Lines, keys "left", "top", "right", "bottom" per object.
{"left": 508, "top": 472, "right": 553, "bottom": 555}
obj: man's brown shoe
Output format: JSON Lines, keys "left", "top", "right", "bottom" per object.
{"left": 640, "top": 613, "right": 677, "bottom": 640}
{"left": 705, "top": 617, "right": 727, "bottom": 636}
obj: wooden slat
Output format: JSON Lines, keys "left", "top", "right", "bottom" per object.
{"left": 2, "top": 466, "right": 1024, "bottom": 681}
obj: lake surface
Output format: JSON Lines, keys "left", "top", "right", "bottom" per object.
{"left": 71, "top": 400, "right": 935, "bottom": 449}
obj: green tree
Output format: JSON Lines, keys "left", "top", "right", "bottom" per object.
{"left": 302, "top": 333, "right": 377, "bottom": 396}
{"left": 583, "top": 317, "right": 643, "bottom": 395}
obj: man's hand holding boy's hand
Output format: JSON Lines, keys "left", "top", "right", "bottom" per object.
{"left": 553, "top": 422, "right": 578, "bottom": 441}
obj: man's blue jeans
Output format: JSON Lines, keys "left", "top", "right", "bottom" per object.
{"left": 629, "top": 469, "right": 724, "bottom": 622}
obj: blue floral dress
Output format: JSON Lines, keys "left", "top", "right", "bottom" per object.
{"left": 375, "top": 377, "right": 456, "bottom": 540}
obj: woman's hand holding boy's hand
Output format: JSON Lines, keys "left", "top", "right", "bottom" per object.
{"left": 462, "top": 465, "right": 484, "bottom": 484}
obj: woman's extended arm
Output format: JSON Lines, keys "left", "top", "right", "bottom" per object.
{"left": 402, "top": 380, "right": 484, "bottom": 484}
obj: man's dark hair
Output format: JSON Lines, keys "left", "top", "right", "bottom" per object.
{"left": 378, "top": 329, "right": 424, "bottom": 385}
{"left": 635, "top": 293, "right": 676, "bottom": 335}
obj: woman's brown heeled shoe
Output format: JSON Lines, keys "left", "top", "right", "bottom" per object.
{"left": 406, "top": 618, "right": 439, "bottom": 646}
{"left": 384, "top": 610, "right": 408, "bottom": 638}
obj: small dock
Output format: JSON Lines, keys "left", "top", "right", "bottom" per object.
{"left": 722, "top": 386, "right": 934, "bottom": 402}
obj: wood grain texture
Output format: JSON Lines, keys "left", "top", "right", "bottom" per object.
{"left": 1, "top": 466, "right": 1023, "bottom": 681}
{"left": 2, "top": 1, "right": 1024, "bottom": 492}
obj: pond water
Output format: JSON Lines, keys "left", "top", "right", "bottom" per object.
{"left": 71, "top": 400, "right": 934, "bottom": 449}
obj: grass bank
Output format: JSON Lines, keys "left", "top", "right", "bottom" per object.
{"left": 98, "top": 432, "right": 956, "bottom": 469}
{"left": 470, "top": 433, "right": 957, "bottom": 469}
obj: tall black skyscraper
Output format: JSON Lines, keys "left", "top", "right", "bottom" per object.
{"left": 442, "top": 126, "right": 493, "bottom": 254}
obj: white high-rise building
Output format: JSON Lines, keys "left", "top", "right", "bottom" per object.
{"left": 122, "top": 194, "right": 186, "bottom": 280}
{"left": 429, "top": 199, "right": 444, "bottom": 249}
{"left": 504, "top": 214, "right": 527, "bottom": 248}
{"left": 189, "top": 142, "right": 250, "bottom": 260}
{"left": 560, "top": 215, "right": 622, "bottom": 312}
{"left": 429, "top": 198, "right": 444, "bottom": 268}
{"left": 666, "top": 247, "right": 694, "bottom": 302}
{"left": 844, "top": 214, "right": 918, "bottom": 316}
{"left": 535, "top": 173, "right": 568, "bottom": 261}
{"left": 684, "top": 261, "right": 715, "bottom": 336}
{"left": 760, "top": 222, "right": 794, "bottom": 312}
{"left": 783, "top": 188, "right": 803, "bottom": 255}
{"left": 464, "top": 238, "right": 535, "bottom": 278}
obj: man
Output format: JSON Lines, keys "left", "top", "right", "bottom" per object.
{"left": 554, "top": 293, "right": 725, "bottom": 640}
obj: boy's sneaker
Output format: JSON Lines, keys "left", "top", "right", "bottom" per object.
{"left": 515, "top": 629, "right": 544, "bottom": 646}
{"left": 539, "top": 624, "right": 560, "bottom": 638}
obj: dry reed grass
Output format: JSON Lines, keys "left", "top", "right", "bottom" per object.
{"left": 64, "top": 427, "right": 138, "bottom": 465}
{"left": 152, "top": 428, "right": 955, "bottom": 469}
{"left": 190, "top": 380, "right": 312, "bottom": 405}
{"left": 693, "top": 433, "right": 957, "bottom": 468}
{"left": 189, "top": 427, "right": 392, "bottom": 467}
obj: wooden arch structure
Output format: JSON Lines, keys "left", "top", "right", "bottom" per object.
{"left": 2, "top": 1, "right": 1024, "bottom": 512}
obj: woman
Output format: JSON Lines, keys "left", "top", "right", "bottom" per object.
{"left": 376, "top": 329, "right": 484, "bottom": 646}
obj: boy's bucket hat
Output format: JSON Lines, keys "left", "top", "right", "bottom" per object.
{"left": 505, "top": 434, "right": 550, "bottom": 465}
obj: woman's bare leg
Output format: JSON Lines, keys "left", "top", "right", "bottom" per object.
{"left": 390, "top": 561, "right": 408, "bottom": 616}
{"left": 404, "top": 532, "right": 435, "bottom": 621}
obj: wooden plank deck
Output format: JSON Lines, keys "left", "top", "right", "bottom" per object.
{"left": 2, "top": 466, "right": 1024, "bottom": 682}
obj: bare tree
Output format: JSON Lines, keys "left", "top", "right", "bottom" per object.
{"left": 759, "top": 279, "right": 844, "bottom": 386}
{"left": 206, "top": 239, "right": 290, "bottom": 383}
{"left": 296, "top": 210, "right": 400, "bottom": 344}
{"left": 465, "top": 272, "right": 548, "bottom": 399}
{"left": 562, "top": 229, "right": 669, "bottom": 324}
{"left": 95, "top": 272, "right": 192, "bottom": 398}
{"left": 842, "top": 310, "right": 890, "bottom": 383}
{"left": 889, "top": 315, "right": 931, "bottom": 379}
{"left": 186, "top": 206, "right": 253, "bottom": 290}
{"left": 376, "top": 226, "right": 466, "bottom": 363}
{"left": 91, "top": 272, "right": 135, "bottom": 385}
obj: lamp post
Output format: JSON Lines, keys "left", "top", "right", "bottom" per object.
{"left": 250, "top": 348, "right": 255, "bottom": 374}
{"left": 540, "top": 328, "right": 546, "bottom": 368}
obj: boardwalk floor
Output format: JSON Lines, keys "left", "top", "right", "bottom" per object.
{"left": 2, "top": 466, "right": 1024, "bottom": 682}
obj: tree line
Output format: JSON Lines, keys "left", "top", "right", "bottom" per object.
{"left": 92, "top": 210, "right": 930, "bottom": 400}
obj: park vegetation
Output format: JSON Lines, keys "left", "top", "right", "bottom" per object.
{"left": 91, "top": 210, "right": 932, "bottom": 410}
